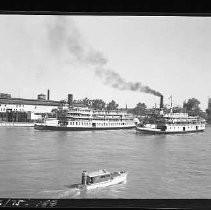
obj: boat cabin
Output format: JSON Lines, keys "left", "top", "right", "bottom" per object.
{"left": 82, "top": 170, "right": 111, "bottom": 185}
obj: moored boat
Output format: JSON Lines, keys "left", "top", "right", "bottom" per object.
{"left": 75, "top": 169, "right": 127, "bottom": 190}
{"left": 136, "top": 113, "right": 206, "bottom": 134}
{"left": 136, "top": 95, "right": 206, "bottom": 134}
{"left": 34, "top": 106, "right": 138, "bottom": 131}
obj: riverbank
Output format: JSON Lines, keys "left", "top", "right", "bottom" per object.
{"left": 0, "top": 122, "right": 34, "bottom": 127}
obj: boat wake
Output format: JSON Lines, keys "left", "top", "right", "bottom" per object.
{"left": 56, "top": 188, "right": 80, "bottom": 198}
{"left": 40, "top": 188, "right": 80, "bottom": 198}
{"left": 83, "top": 179, "right": 127, "bottom": 198}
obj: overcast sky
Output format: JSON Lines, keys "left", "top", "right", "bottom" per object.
{"left": 0, "top": 15, "right": 211, "bottom": 110}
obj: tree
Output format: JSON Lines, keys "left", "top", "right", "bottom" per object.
{"left": 82, "top": 97, "right": 92, "bottom": 107}
{"left": 106, "top": 100, "right": 119, "bottom": 111}
{"left": 91, "top": 99, "right": 106, "bottom": 110}
{"left": 133, "top": 102, "right": 147, "bottom": 116}
{"left": 172, "top": 106, "right": 184, "bottom": 113}
{"left": 183, "top": 98, "right": 201, "bottom": 116}
{"left": 206, "top": 108, "right": 211, "bottom": 122}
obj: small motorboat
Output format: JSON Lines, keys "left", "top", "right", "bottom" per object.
{"left": 76, "top": 169, "right": 127, "bottom": 190}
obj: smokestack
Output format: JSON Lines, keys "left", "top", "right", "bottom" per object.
{"left": 160, "top": 95, "right": 164, "bottom": 109}
{"left": 68, "top": 94, "right": 73, "bottom": 106}
{"left": 47, "top": 89, "right": 50, "bottom": 100}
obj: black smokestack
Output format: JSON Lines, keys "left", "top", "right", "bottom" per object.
{"left": 160, "top": 95, "right": 163, "bottom": 109}
{"left": 47, "top": 89, "right": 50, "bottom": 100}
{"left": 68, "top": 94, "right": 73, "bottom": 106}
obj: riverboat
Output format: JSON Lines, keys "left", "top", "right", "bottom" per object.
{"left": 136, "top": 112, "right": 206, "bottom": 134}
{"left": 34, "top": 106, "right": 138, "bottom": 131}
{"left": 136, "top": 95, "right": 206, "bottom": 134}
{"left": 76, "top": 169, "right": 127, "bottom": 190}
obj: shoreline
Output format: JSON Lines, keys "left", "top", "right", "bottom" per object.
{"left": 0, "top": 122, "right": 35, "bottom": 127}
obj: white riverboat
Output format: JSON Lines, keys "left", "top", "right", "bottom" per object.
{"left": 136, "top": 95, "right": 206, "bottom": 134}
{"left": 76, "top": 169, "right": 127, "bottom": 190}
{"left": 34, "top": 106, "right": 138, "bottom": 131}
{"left": 136, "top": 112, "right": 206, "bottom": 134}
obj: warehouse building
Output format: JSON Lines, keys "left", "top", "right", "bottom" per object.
{"left": 0, "top": 90, "right": 61, "bottom": 122}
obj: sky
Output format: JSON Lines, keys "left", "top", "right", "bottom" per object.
{"left": 0, "top": 15, "right": 211, "bottom": 111}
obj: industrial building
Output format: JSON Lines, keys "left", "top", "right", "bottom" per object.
{"left": 0, "top": 90, "right": 68, "bottom": 122}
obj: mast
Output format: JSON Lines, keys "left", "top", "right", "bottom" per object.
{"left": 169, "top": 95, "right": 173, "bottom": 114}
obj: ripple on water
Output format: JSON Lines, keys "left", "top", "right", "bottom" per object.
{"left": 0, "top": 126, "right": 211, "bottom": 198}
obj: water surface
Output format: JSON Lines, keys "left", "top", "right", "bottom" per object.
{"left": 0, "top": 125, "right": 210, "bottom": 198}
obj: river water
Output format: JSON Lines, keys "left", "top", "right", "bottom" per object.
{"left": 0, "top": 125, "right": 211, "bottom": 199}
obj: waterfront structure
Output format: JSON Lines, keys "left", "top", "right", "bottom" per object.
{"left": 0, "top": 94, "right": 60, "bottom": 122}
{"left": 37, "top": 94, "right": 46, "bottom": 100}
{"left": 136, "top": 95, "right": 206, "bottom": 134}
{"left": 34, "top": 106, "right": 138, "bottom": 130}
{"left": 0, "top": 93, "right": 11, "bottom": 99}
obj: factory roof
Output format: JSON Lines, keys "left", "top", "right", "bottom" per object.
{"left": 0, "top": 97, "right": 60, "bottom": 106}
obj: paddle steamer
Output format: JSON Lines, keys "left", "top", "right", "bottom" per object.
{"left": 136, "top": 95, "right": 206, "bottom": 134}
{"left": 34, "top": 106, "right": 138, "bottom": 131}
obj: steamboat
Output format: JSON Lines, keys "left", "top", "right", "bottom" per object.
{"left": 136, "top": 95, "right": 206, "bottom": 134}
{"left": 34, "top": 106, "right": 138, "bottom": 131}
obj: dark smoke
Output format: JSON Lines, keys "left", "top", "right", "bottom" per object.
{"left": 95, "top": 67, "right": 162, "bottom": 96}
{"left": 47, "top": 16, "right": 162, "bottom": 97}
{"left": 47, "top": 16, "right": 108, "bottom": 65}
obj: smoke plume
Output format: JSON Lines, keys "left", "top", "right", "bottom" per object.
{"left": 95, "top": 67, "right": 162, "bottom": 96}
{"left": 47, "top": 16, "right": 162, "bottom": 97}
{"left": 47, "top": 16, "right": 108, "bottom": 65}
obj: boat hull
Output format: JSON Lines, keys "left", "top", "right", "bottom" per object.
{"left": 136, "top": 127, "right": 205, "bottom": 134}
{"left": 34, "top": 124, "right": 135, "bottom": 131}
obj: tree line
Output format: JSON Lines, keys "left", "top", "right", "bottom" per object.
{"left": 130, "top": 98, "right": 208, "bottom": 120}
{"left": 73, "top": 98, "right": 119, "bottom": 111}
{"left": 58, "top": 97, "right": 210, "bottom": 121}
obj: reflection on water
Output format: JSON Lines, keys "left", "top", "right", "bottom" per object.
{"left": 0, "top": 126, "right": 211, "bottom": 198}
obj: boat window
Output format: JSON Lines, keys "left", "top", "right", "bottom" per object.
{"left": 90, "top": 177, "right": 94, "bottom": 184}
